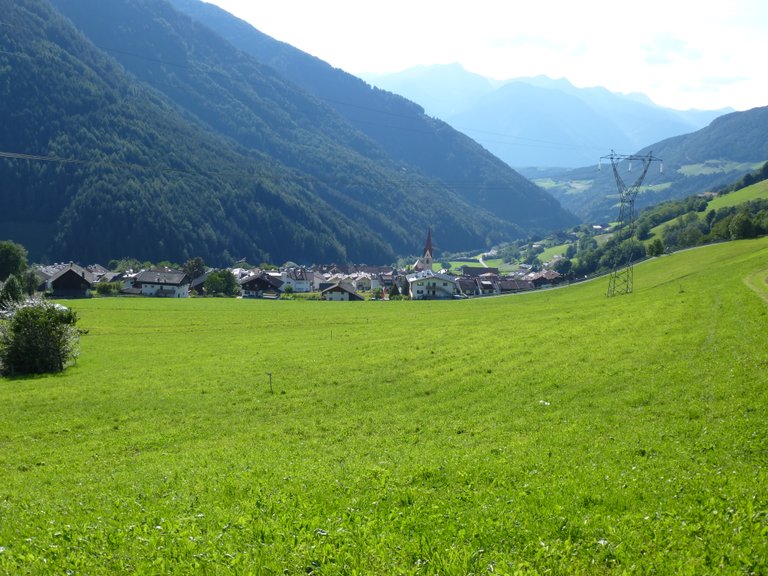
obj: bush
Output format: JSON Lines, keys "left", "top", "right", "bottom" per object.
{"left": 0, "top": 301, "right": 81, "bottom": 375}
{"left": 0, "top": 274, "right": 23, "bottom": 306}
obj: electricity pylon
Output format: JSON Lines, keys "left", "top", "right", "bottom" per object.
{"left": 600, "top": 150, "right": 663, "bottom": 297}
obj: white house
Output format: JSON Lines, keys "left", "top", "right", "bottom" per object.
{"left": 406, "top": 270, "right": 457, "bottom": 300}
{"left": 321, "top": 283, "right": 363, "bottom": 301}
{"left": 134, "top": 268, "right": 190, "bottom": 298}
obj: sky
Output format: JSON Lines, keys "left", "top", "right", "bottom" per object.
{"left": 204, "top": 0, "right": 767, "bottom": 112}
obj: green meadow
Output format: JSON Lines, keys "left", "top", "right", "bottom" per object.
{"left": 2, "top": 239, "right": 768, "bottom": 574}
{"left": 649, "top": 180, "right": 768, "bottom": 240}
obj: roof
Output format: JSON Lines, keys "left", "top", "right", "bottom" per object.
{"left": 423, "top": 228, "right": 433, "bottom": 257}
{"left": 406, "top": 270, "right": 455, "bottom": 283}
{"left": 135, "top": 268, "right": 188, "bottom": 286}
{"left": 321, "top": 282, "right": 363, "bottom": 300}
{"left": 48, "top": 263, "right": 94, "bottom": 285}
{"left": 239, "top": 271, "right": 283, "bottom": 290}
{"left": 462, "top": 266, "right": 500, "bottom": 277}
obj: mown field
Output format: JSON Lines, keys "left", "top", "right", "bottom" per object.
{"left": 1, "top": 239, "right": 768, "bottom": 574}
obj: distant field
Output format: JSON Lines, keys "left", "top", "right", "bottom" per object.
{"left": 706, "top": 179, "right": 768, "bottom": 211}
{"left": 676, "top": 160, "right": 764, "bottom": 177}
{"left": 532, "top": 178, "right": 594, "bottom": 197}
{"left": 537, "top": 243, "right": 568, "bottom": 263}
{"left": 1, "top": 239, "right": 767, "bottom": 573}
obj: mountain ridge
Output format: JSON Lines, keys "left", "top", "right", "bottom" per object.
{"left": 0, "top": 0, "right": 577, "bottom": 265}
{"left": 163, "top": 0, "right": 574, "bottom": 229}
{"left": 364, "top": 64, "right": 731, "bottom": 168}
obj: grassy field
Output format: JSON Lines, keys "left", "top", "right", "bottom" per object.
{"left": 706, "top": 180, "right": 768, "bottom": 212}
{"left": 649, "top": 180, "right": 768, "bottom": 240}
{"left": 1, "top": 239, "right": 767, "bottom": 574}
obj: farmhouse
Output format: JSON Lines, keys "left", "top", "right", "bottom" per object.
{"left": 134, "top": 268, "right": 190, "bottom": 298}
{"left": 526, "top": 269, "right": 563, "bottom": 288}
{"left": 46, "top": 262, "right": 94, "bottom": 298}
{"left": 321, "top": 283, "right": 363, "bottom": 301}
{"left": 239, "top": 271, "right": 283, "bottom": 299}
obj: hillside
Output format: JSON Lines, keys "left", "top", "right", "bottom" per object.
{"left": 162, "top": 0, "right": 575, "bottom": 230}
{"left": 1, "top": 239, "right": 767, "bottom": 572}
{"left": 0, "top": 0, "right": 574, "bottom": 263}
{"left": 538, "top": 106, "right": 768, "bottom": 221}
{"left": 364, "top": 64, "right": 728, "bottom": 168}
{"left": 0, "top": 0, "right": 575, "bottom": 267}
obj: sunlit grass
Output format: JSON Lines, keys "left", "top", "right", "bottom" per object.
{"left": 1, "top": 239, "right": 767, "bottom": 573}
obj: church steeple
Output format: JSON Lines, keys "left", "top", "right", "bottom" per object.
{"left": 423, "top": 228, "right": 433, "bottom": 260}
{"left": 413, "top": 228, "right": 435, "bottom": 272}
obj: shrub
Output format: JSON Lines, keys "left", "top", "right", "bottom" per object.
{"left": 0, "top": 301, "right": 81, "bottom": 375}
{"left": 0, "top": 274, "right": 23, "bottom": 306}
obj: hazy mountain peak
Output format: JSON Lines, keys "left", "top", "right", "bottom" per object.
{"left": 367, "top": 65, "right": 731, "bottom": 168}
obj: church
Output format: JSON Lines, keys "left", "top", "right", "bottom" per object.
{"left": 412, "top": 228, "right": 434, "bottom": 272}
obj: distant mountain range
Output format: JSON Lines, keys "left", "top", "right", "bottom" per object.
{"left": 0, "top": 0, "right": 576, "bottom": 266}
{"left": 538, "top": 106, "right": 768, "bottom": 222}
{"left": 364, "top": 64, "right": 731, "bottom": 169}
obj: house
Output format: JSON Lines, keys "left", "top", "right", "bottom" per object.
{"left": 348, "top": 272, "right": 372, "bottom": 292}
{"left": 498, "top": 278, "right": 535, "bottom": 293}
{"left": 406, "top": 270, "right": 457, "bottom": 300}
{"left": 239, "top": 271, "right": 283, "bottom": 299}
{"left": 86, "top": 263, "right": 110, "bottom": 282}
{"left": 321, "top": 283, "right": 363, "bottom": 301}
{"left": 283, "top": 268, "right": 312, "bottom": 293}
{"left": 526, "top": 270, "right": 563, "bottom": 288}
{"left": 476, "top": 274, "right": 500, "bottom": 295}
{"left": 455, "top": 277, "right": 479, "bottom": 297}
{"left": 454, "top": 275, "right": 500, "bottom": 297}
{"left": 461, "top": 265, "right": 500, "bottom": 278}
{"left": 134, "top": 268, "right": 190, "bottom": 298}
{"left": 47, "top": 263, "right": 94, "bottom": 298}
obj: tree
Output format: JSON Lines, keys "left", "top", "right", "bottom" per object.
{"left": 729, "top": 211, "right": 756, "bottom": 240}
{"left": 552, "top": 258, "right": 572, "bottom": 277}
{"left": 20, "top": 269, "right": 39, "bottom": 296}
{"left": 204, "top": 270, "right": 239, "bottom": 296}
{"left": 0, "top": 240, "right": 28, "bottom": 283}
{"left": 183, "top": 257, "right": 206, "bottom": 281}
{"left": 0, "top": 301, "right": 81, "bottom": 375}
{"left": 635, "top": 220, "right": 652, "bottom": 241}
{"left": 0, "top": 274, "right": 23, "bottom": 306}
{"left": 647, "top": 238, "right": 665, "bottom": 257}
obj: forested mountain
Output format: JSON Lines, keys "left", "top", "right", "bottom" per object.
{"left": 364, "top": 65, "right": 729, "bottom": 169}
{"left": 0, "top": 0, "right": 576, "bottom": 266}
{"left": 539, "top": 106, "right": 768, "bottom": 222}
{"left": 161, "top": 0, "right": 573, "bottom": 231}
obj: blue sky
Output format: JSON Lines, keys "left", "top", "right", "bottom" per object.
{"left": 206, "top": 0, "right": 766, "bottom": 112}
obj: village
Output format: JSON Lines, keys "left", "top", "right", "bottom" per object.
{"left": 35, "top": 231, "right": 566, "bottom": 301}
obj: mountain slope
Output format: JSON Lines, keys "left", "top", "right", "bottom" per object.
{"left": 0, "top": 0, "right": 409, "bottom": 264}
{"left": 162, "top": 0, "right": 576, "bottom": 231}
{"left": 0, "top": 0, "right": 574, "bottom": 265}
{"left": 365, "top": 65, "right": 729, "bottom": 169}
{"left": 539, "top": 106, "right": 768, "bottom": 221}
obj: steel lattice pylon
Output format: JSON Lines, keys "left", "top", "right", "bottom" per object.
{"left": 600, "top": 150, "right": 663, "bottom": 297}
